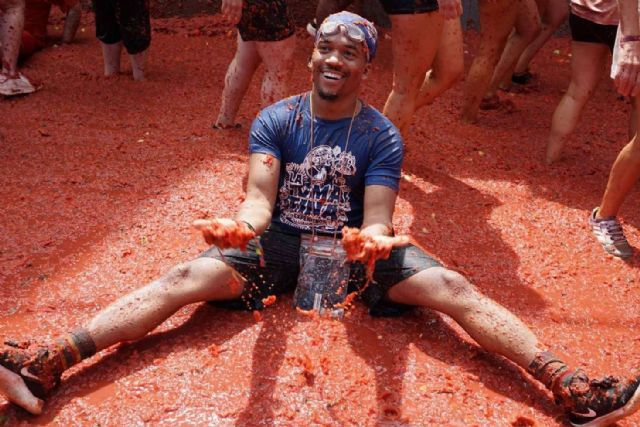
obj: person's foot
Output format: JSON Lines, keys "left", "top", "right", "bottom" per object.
{"left": 589, "top": 208, "right": 633, "bottom": 258}
{"left": 479, "top": 94, "right": 502, "bottom": 110}
{"left": 306, "top": 19, "right": 318, "bottom": 37}
{"left": 511, "top": 70, "right": 534, "bottom": 85}
{"left": 554, "top": 369, "right": 640, "bottom": 426}
{"left": 211, "top": 122, "right": 241, "bottom": 130}
{"left": 0, "top": 341, "right": 62, "bottom": 398}
{"left": 0, "top": 73, "right": 36, "bottom": 97}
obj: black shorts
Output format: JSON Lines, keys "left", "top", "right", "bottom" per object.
{"left": 93, "top": 0, "right": 151, "bottom": 54}
{"left": 200, "top": 225, "right": 442, "bottom": 317}
{"left": 569, "top": 12, "right": 617, "bottom": 52}
{"left": 237, "top": 0, "right": 294, "bottom": 42}
{"left": 380, "top": 0, "right": 439, "bottom": 15}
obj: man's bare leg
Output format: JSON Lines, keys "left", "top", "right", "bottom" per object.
{"left": 215, "top": 33, "right": 261, "bottom": 127}
{"left": 1, "top": 256, "right": 242, "bottom": 409}
{"left": 382, "top": 12, "right": 444, "bottom": 135}
{"left": 100, "top": 41, "right": 122, "bottom": 76}
{"left": 597, "top": 103, "right": 640, "bottom": 218}
{"left": 387, "top": 267, "right": 640, "bottom": 423}
{"left": 129, "top": 51, "right": 145, "bottom": 81}
{"left": 513, "top": 0, "right": 568, "bottom": 77}
{"left": 546, "top": 41, "right": 608, "bottom": 163}
{"left": 485, "top": 0, "right": 541, "bottom": 98}
{"left": 0, "top": 365, "right": 42, "bottom": 414}
{"left": 414, "top": 17, "right": 464, "bottom": 110}
{"left": 461, "top": 0, "right": 517, "bottom": 123}
{"left": 255, "top": 34, "right": 295, "bottom": 107}
{"left": 87, "top": 257, "right": 240, "bottom": 349}
{"left": 388, "top": 267, "right": 539, "bottom": 366}
{"left": 0, "top": 0, "right": 24, "bottom": 76}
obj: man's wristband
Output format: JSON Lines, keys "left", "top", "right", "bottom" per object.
{"left": 621, "top": 35, "right": 640, "bottom": 44}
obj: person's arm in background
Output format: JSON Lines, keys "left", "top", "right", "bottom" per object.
{"left": 615, "top": 0, "right": 640, "bottom": 96}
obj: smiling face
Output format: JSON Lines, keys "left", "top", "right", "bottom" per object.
{"left": 310, "top": 30, "right": 369, "bottom": 102}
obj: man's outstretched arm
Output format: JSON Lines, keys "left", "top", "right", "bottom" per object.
{"left": 194, "top": 153, "right": 280, "bottom": 247}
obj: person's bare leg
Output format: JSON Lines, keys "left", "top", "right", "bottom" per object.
{"left": 513, "top": 0, "right": 568, "bottom": 76}
{"left": 0, "top": 365, "right": 43, "bottom": 414}
{"left": 129, "top": 51, "right": 145, "bottom": 81}
{"left": 215, "top": 33, "right": 261, "bottom": 127}
{"left": 629, "top": 97, "right": 637, "bottom": 140}
{"left": 87, "top": 257, "right": 241, "bottom": 350}
{"left": 485, "top": 0, "right": 541, "bottom": 97}
{"left": 388, "top": 268, "right": 539, "bottom": 366}
{"left": 62, "top": 2, "right": 82, "bottom": 44}
{"left": 388, "top": 267, "right": 640, "bottom": 423}
{"left": 0, "top": 257, "right": 242, "bottom": 405}
{"left": 546, "top": 41, "right": 608, "bottom": 163}
{"left": 100, "top": 41, "right": 122, "bottom": 76}
{"left": 597, "top": 103, "right": 640, "bottom": 218}
{"left": 0, "top": 0, "right": 25, "bottom": 76}
{"left": 414, "top": 17, "right": 464, "bottom": 110}
{"left": 255, "top": 34, "right": 296, "bottom": 106}
{"left": 461, "top": 0, "right": 517, "bottom": 123}
{"left": 382, "top": 12, "right": 444, "bottom": 135}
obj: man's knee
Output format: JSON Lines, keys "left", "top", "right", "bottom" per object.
{"left": 436, "top": 269, "right": 477, "bottom": 300}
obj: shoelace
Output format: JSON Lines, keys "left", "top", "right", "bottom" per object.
{"left": 599, "top": 219, "right": 627, "bottom": 244}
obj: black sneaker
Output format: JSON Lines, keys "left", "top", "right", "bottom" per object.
{"left": 558, "top": 370, "right": 640, "bottom": 426}
{"left": 511, "top": 71, "right": 533, "bottom": 85}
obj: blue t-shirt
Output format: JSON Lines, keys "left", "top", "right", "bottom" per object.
{"left": 249, "top": 93, "right": 404, "bottom": 235}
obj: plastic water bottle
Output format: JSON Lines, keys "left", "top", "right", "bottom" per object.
{"left": 294, "top": 234, "right": 350, "bottom": 318}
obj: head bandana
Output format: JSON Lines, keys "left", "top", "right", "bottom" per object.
{"left": 315, "top": 11, "right": 378, "bottom": 62}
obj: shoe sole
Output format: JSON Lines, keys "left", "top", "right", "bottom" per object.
{"left": 570, "top": 384, "right": 640, "bottom": 427}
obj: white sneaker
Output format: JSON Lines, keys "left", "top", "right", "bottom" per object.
{"left": 0, "top": 73, "right": 36, "bottom": 96}
{"left": 306, "top": 20, "right": 318, "bottom": 38}
{"left": 589, "top": 207, "right": 633, "bottom": 258}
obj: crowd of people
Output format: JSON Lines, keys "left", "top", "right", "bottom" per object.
{"left": 1, "top": 0, "right": 640, "bottom": 424}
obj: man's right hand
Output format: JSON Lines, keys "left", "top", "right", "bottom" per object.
{"left": 0, "top": 365, "right": 43, "bottom": 415}
{"left": 192, "top": 218, "right": 255, "bottom": 250}
{"left": 221, "top": 0, "right": 243, "bottom": 25}
{"left": 614, "top": 40, "right": 640, "bottom": 97}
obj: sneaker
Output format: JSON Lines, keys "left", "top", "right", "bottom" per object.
{"left": 558, "top": 370, "right": 640, "bottom": 426}
{"left": 0, "top": 73, "right": 36, "bottom": 96}
{"left": 0, "top": 341, "right": 61, "bottom": 398}
{"left": 511, "top": 70, "right": 533, "bottom": 85}
{"left": 589, "top": 208, "right": 633, "bottom": 258}
{"left": 306, "top": 19, "right": 318, "bottom": 38}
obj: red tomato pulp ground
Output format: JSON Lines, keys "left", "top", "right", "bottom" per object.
{"left": 1, "top": 6, "right": 640, "bottom": 426}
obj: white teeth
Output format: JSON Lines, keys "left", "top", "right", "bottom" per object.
{"left": 323, "top": 71, "right": 342, "bottom": 80}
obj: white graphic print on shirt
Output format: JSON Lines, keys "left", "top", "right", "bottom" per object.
{"left": 279, "top": 145, "right": 356, "bottom": 232}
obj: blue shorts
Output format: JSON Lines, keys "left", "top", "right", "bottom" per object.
{"left": 200, "top": 224, "right": 441, "bottom": 317}
{"left": 380, "top": 0, "right": 439, "bottom": 15}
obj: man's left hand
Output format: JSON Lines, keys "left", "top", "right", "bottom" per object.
{"left": 342, "top": 226, "right": 409, "bottom": 264}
